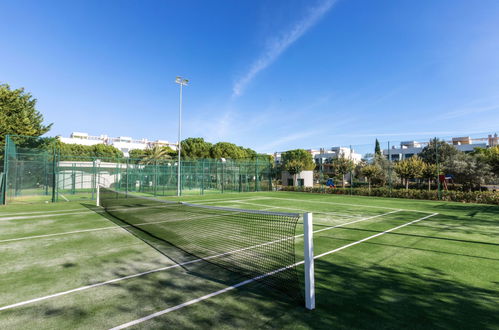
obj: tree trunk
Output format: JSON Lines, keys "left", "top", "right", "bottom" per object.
{"left": 342, "top": 174, "right": 345, "bottom": 188}
{"left": 368, "top": 179, "right": 371, "bottom": 193}
{"left": 428, "top": 178, "right": 431, "bottom": 191}
{"left": 293, "top": 174, "right": 297, "bottom": 187}
{"left": 405, "top": 179, "right": 409, "bottom": 190}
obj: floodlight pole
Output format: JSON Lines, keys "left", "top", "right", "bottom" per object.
{"left": 175, "top": 77, "right": 188, "bottom": 197}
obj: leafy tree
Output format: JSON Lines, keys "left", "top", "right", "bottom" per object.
{"left": 57, "top": 141, "right": 124, "bottom": 160}
{"left": 421, "top": 162, "right": 438, "bottom": 191}
{"left": 210, "top": 142, "right": 246, "bottom": 159}
{"left": 375, "top": 139, "right": 381, "bottom": 156}
{"left": 0, "top": 84, "right": 52, "bottom": 161}
{"left": 142, "top": 146, "right": 173, "bottom": 164}
{"left": 181, "top": 137, "right": 212, "bottom": 159}
{"left": 445, "top": 153, "right": 492, "bottom": 191}
{"left": 241, "top": 147, "right": 257, "bottom": 159}
{"left": 473, "top": 146, "right": 499, "bottom": 177}
{"left": 330, "top": 156, "right": 355, "bottom": 188}
{"left": 372, "top": 154, "right": 390, "bottom": 186}
{"left": 393, "top": 156, "right": 425, "bottom": 190}
{"left": 129, "top": 149, "right": 148, "bottom": 162}
{"left": 361, "top": 164, "right": 383, "bottom": 192}
{"left": 419, "top": 138, "right": 460, "bottom": 165}
{"left": 281, "top": 149, "right": 315, "bottom": 186}
{"left": 92, "top": 144, "right": 124, "bottom": 159}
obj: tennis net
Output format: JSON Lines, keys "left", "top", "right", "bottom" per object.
{"left": 97, "top": 186, "right": 302, "bottom": 299}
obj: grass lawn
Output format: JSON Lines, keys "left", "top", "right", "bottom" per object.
{"left": 0, "top": 191, "right": 498, "bottom": 329}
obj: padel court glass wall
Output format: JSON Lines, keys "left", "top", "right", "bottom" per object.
{"left": 2, "top": 135, "right": 272, "bottom": 204}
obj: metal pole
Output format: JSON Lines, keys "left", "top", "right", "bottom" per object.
{"left": 304, "top": 212, "right": 315, "bottom": 310}
{"left": 349, "top": 145, "right": 353, "bottom": 195}
{"left": 388, "top": 141, "right": 392, "bottom": 194}
{"left": 177, "top": 83, "right": 183, "bottom": 197}
{"left": 436, "top": 138, "right": 442, "bottom": 200}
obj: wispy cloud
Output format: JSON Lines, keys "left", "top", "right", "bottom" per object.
{"left": 232, "top": 0, "right": 338, "bottom": 97}
{"left": 335, "top": 129, "right": 497, "bottom": 138}
{"left": 256, "top": 130, "right": 318, "bottom": 152}
{"left": 438, "top": 104, "right": 499, "bottom": 120}
{"left": 436, "top": 95, "right": 499, "bottom": 120}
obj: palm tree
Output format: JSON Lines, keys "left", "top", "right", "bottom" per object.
{"left": 141, "top": 146, "right": 172, "bottom": 164}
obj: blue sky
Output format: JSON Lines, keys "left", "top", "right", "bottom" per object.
{"left": 1, "top": 0, "right": 498, "bottom": 153}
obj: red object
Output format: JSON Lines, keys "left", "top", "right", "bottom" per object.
{"left": 438, "top": 175, "right": 445, "bottom": 183}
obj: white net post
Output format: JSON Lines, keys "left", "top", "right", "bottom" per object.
{"left": 304, "top": 212, "right": 315, "bottom": 310}
{"left": 96, "top": 184, "right": 100, "bottom": 207}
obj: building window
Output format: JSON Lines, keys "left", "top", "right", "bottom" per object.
{"left": 297, "top": 179, "right": 304, "bottom": 187}
{"left": 287, "top": 178, "right": 294, "bottom": 186}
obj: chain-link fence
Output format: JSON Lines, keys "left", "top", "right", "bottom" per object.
{"left": 2, "top": 135, "right": 272, "bottom": 204}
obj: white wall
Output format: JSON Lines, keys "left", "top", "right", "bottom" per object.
{"left": 282, "top": 170, "right": 314, "bottom": 187}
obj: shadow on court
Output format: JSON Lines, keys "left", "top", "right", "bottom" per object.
{"left": 80, "top": 201, "right": 301, "bottom": 302}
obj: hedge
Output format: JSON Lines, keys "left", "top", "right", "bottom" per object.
{"left": 280, "top": 186, "right": 499, "bottom": 205}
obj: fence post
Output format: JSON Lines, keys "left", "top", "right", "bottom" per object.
{"left": 388, "top": 141, "right": 392, "bottom": 195}
{"left": 221, "top": 160, "right": 225, "bottom": 194}
{"left": 126, "top": 158, "right": 129, "bottom": 194}
{"left": 255, "top": 157, "right": 259, "bottom": 192}
{"left": 436, "top": 138, "right": 442, "bottom": 200}
{"left": 51, "top": 149, "right": 57, "bottom": 203}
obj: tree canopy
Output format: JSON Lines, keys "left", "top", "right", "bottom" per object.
{"left": 375, "top": 139, "right": 381, "bottom": 156}
{"left": 281, "top": 149, "right": 315, "bottom": 175}
{"left": 58, "top": 141, "right": 124, "bottom": 159}
{"left": 445, "top": 153, "right": 492, "bottom": 190}
{"left": 419, "top": 138, "right": 459, "bottom": 165}
{"left": 361, "top": 164, "right": 383, "bottom": 190}
{"left": 0, "top": 84, "right": 52, "bottom": 157}
{"left": 473, "top": 146, "right": 499, "bottom": 177}
{"left": 181, "top": 137, "right": 212, "bottom": 159}
{"left": 393, "top": 156, "right": 425, "bottom": 189}
{"left": 128, "top": 146, "right": 175, "bottom": 163}
{"left": 210, "top": 142, "right": 247, "bottom": 159}
{"left": 330, "top": 156, "right": 355, "bottom": 187}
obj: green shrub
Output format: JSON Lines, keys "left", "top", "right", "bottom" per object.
{"left": 280, "top": 186, "right": 499, "bottom": 205}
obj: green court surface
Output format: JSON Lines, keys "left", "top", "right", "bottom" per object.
{"left": 0, "top": 192, "right": 498, "bottom": 329}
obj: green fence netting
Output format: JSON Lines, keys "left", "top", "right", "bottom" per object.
{"left": 2, "top": 135, "right": 272, "bottom": 204}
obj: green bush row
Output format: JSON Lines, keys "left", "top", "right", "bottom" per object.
{"left": 280, "top": 186, "right": 499, "bottom": 205}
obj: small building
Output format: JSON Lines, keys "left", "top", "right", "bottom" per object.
{"left": 281, "top": 170, "right": 313, "bottom": 187}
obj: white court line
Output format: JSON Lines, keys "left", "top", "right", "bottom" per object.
{"left": 264, "top": 196, "right": 434, "bottom": 214}
{"left": 58, "top": 194, "right": 70, "bottom": 202}
{"left": 0, "top": 209, "right": 399, "bottom": 312}
{"left": 110, "top": 212, "right": 438, "bottom": 330}
{"left": 0, "top": 226, "right": 121, "bottom": 244}
{"left": 0, "top": 210, "right": 98, "bottom": 221}
{"left": 176, "top": 196, "right": 266, "bottom": 204}
{"left": 192, "top": 197, "right": 267, "bottom": 205}
{"left": 0, "top": 208, "right": 86, "bottom": 217}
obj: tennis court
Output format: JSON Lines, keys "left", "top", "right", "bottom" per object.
{"left": 0, "top": 192, "right": 498, "bottom": 329}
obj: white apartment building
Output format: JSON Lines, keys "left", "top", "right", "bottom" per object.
{"left": 383, "top": 134, "right": 498, "bottom": 161}
{"left": 313, "top": 147, "right": 362, "bottom": 164}
{"left": 58, "top": 132, "right": 178, "bottom": 157}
